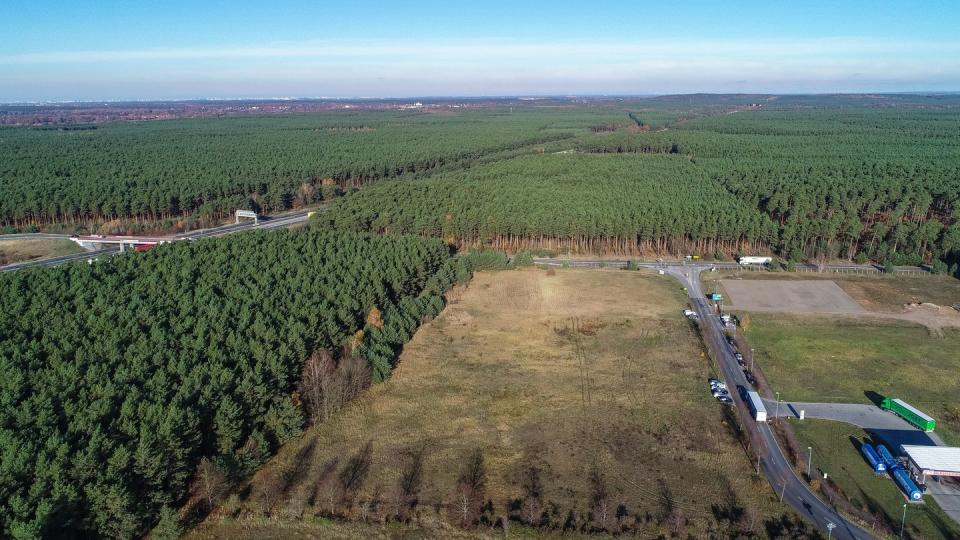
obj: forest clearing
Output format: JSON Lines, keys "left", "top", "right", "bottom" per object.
{"left": 190, "top": 268, "right": 792, "bottom": 538}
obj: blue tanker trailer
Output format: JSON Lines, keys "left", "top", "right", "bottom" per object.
{"left": 876, "top": 444, "right": 899, "bottom": 471}
{"left": 892, "top": 468, "right": 923, "bottom": 501}
{"left": 860, "top": 443, "right": 887, "bottom": 473}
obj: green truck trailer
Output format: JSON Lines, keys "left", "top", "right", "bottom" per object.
{"left": 881, "top": 397, "right": 936, "bottom": 432}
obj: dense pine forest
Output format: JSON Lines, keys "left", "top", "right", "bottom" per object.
{"left": 317, "top": 153, "right": 779, "bottom": 255}
{"left": 0, "top": 108, "right": 627, "bottom": 227}
{"left": 6, "top": 96, "right": 956, "bottom": 269}
{"left": 318, "top": 103, "right": 960, "bottom": 269}
{"left": 0, "top": 231, "right": 475, "bottom": 538}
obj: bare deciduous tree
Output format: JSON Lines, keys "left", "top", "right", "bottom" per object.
{"left": 195, "top": 457, "right": 227, "bottom": 512}
{"left": 589, "top": 465, "right": 619, "bottom": 533}
{"left": 301, "top": 349, "right": 335, "bottom": 422}
{"left": 738, "top": 505, "right": 761, "bottom": 535}
{"left": 448, "top": 449, "right": 487, "bottom": 527}
{"left": 520, "top": 466, "right": 544, "bottom": 525}
{"left": 300, "top": 349, "right": 371, "bottom": 424}
{"left": 257, "top": 469, "right": 285, "bottom": 516}
{"left": 668, "top": 507, "right": 687, "bottom": 538}
{"left": 315, "top": 470, "right": 342, "bottom": 516}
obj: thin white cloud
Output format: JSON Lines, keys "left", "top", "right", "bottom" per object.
{"left": 3, "top": 37, "right": 958, "bottom": 100}
{"left": 3, "top": 37, "right": 959, "bottom": 64}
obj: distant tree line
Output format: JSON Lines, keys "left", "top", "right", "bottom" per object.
{"left": 0, "top": 108, "right": 627, "bottom": 228}
{"left": 319, "top": 107, "right": 960, "bottom": 270}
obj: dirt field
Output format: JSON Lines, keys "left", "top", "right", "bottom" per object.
{"left": 190, "top": 268, "right": 787, "bottom": 538}
{"left": 712, "top": 273, "right": 960, "bottom": 334}
{"left": 720, "top": 279, "right": 864, "bottom": 314}
{"left": 0, "top": 239, "right": 82, "bottom": 265}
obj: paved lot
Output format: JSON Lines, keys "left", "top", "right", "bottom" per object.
{"left": 721, "top": 279, "right": 866, "bottom": 314}
{"left": 763, "top": 400, "right": 944, "bottom": 446}
{"left": 765, "top": 399, "right": 960, "bottom": 523}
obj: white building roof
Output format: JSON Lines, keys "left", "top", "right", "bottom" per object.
{"left": 900, "top": 445, "right": 960, "bottom": 474}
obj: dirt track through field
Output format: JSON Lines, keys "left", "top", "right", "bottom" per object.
{"left": 721, "top": 279, "right": 865, "bottom": 313}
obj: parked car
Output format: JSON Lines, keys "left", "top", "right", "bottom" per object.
{"left": 717, "top": 395, "right": 733, "bottom": 404}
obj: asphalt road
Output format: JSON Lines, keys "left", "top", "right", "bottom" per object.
{"left": 0, "top": 247, "right": 119, "bottom": 273}
{"left": 534, "top": 258, "right": 876, "bottom": 539}
{"left": 0, "top": 209, "right": 314, "bottom": 273}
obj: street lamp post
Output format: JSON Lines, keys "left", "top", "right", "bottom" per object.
{"left": 776, "top": 391, "right": 781, "bottom": 419}
{"left": 807, "top": 447, "right": 812, "bottom": 478}
{"left": 750, "top": 348, "right": 755, "bottom": 371}
{"left": 827, "top": 522, "right": 836, "bottom": 539}
{"left": 900, "top": 503, "right": 907, "bottom": 539}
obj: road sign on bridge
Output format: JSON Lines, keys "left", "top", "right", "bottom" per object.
{"left": 235, "top": 209, "right": 259, "bottom": 225}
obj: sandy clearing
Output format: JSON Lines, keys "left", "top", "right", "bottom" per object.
{"left": 721, "top": 279, "right": 865, "bottom": 314}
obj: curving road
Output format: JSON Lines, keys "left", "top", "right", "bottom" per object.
{"left": 0, "top": 209, "right": 314, "bottom": 273}
{"left": 534, "top": 258, "right": 876, "bottom": 539}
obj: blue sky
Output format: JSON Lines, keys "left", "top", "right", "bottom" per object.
{"left": 1, "top": 0, "right": 958, "bottom": 101}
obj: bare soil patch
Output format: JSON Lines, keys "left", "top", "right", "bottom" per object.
{"left": 715, "top": 274, "right": 960, "bottom": 334}
{"left": 720, "top": 279, "right": 865, "bottom": 314}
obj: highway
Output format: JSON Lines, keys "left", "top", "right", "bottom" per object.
{"left": 534, "top": 258, "right": 876, "bottom": 539}
{"left": 0, "top": 209, "right": 313, "bottom": 273}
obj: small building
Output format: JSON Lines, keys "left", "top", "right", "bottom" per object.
{"left": 899, "top": 445, "right": 960, "bottom": 483}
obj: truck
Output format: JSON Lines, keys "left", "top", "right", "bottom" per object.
{"left": 881, "top": 397, "right": 936, "bottom": 432}
{"left": 860, "top": 443, "right": 887, "bottom": 473}
{"left": 738, "top": 256, "right": 773, "bottom": 265}
{"left": 746, "top": 390, "right": 767, "bottom": 422}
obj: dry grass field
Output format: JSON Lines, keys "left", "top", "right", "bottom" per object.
{"left": 0, "top": 239, "right": 82, "bottom": 265}
{"left": 190, "top": 268, "right": 792, "bottom": 538}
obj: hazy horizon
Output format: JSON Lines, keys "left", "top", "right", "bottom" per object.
{"left": 2, "top": 0, "right": 959, "bottom": 102}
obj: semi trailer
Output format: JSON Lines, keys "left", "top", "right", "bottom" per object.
{"left": 746, "top": 390, "right": 767, "bottom": 422}
{"left": 881, "top": 397, "right": 936, "bottom": 432}
{"left": 877, "top": 444, "right": 900, "bottom": 471}
{"left": 892, "top": 468, "right": 924, "bottom": 501}
{"left": 860, "top": 443, "right": 887, "bottom": 473}
{"left": 738, "top": 256, "right": 773, "bottom": 265}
